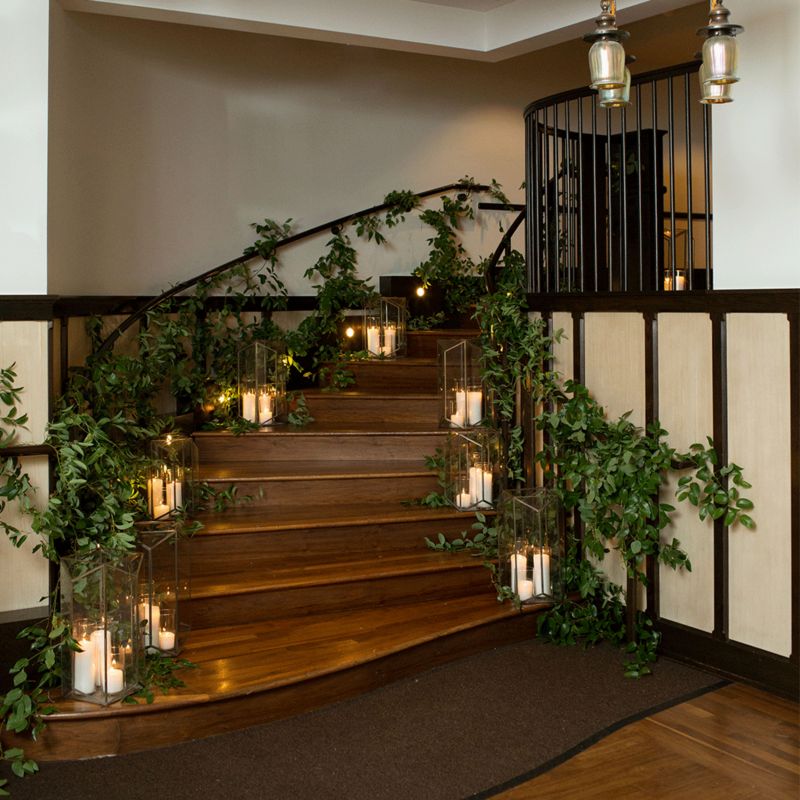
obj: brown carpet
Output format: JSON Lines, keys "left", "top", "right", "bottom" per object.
{"left": 2, "top": 639, "right": 723, "bottom": 800}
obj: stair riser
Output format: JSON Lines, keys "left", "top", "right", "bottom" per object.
{"left": 338, "top": 363, "right": 438, "bottom": 393}
{"left": 305, "top": 396, "right": 439, "bottom": 425}
{"left": 406, "top": 331, "right": 479, "bottom": 359}
{"left": 189, "top": 517, "right": 473, "bottom": 572}
{"left": 185, "top": 567, "right": 492, "bottom": 629}
{"left": 195, "top": 432, "right": 446, "bottom": 462}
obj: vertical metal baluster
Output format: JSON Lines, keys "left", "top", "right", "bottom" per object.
{"left": 531, "top": 110, "right": 539, "bottom": 292}
{"left": 606, "top": 107, "right": 613, "bottom": 290}
{"left": 685, "top": 72, "right": 694, "bottom": 290}
{"left": 703, "top": 103, "right": 712, "bottom": 288}
{"left": 565, "top": 100, "right": 572, "bottom": 291}
{"left": 621, "top": 105, "right": 628, "bottom": 292}
{"left": 592, "top": 94, "right": 599, "bottom": 291}
{"left": 554, "top": 103, "right": 561, "bottom": 293}
{"left": 544, "top": 105, "right": 551, "bottom": 293}
{"left": 578, "top": 96, "right": 585, "bottom": 293}
{"left": 668, "top": 75, "right": 676, "bottom": 289}
{"left": 636, "top": 82, "right": 644, "bottom": 291}
{"left": 652, "top": 79, "right": 660, "bottom": 291}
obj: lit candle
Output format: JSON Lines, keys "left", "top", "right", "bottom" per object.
{"left": 147, "top": 477, "right": 163, "bottom": 517}
{"left": 104, "top": 661, "right": 124, "bottom": 695}
{"left": 138, "top": 600, "right": 161, "bottom": 649}
{"left": 533, "top": 549, "right": 551, "bottom": 596}
{"left": 73, "top": 638, "right": 96, "bottom": 695}
{"left": 467, "top": 389, "right": 483, "bottom": 426}
{"left": 258, "top": 391, "right": 273, "bottom": 424}
{"left": 449, "top": 409, "right": 466, "bottom": 428}
{"left": 455, "top": 389, "right": 467, "bottom": 422}
{"left": 366, "top": 325, "right": 381, "bottom": 356}
{"left": 90, "top": 627, "right": 111, "bottom": 687}
{"left": 241, "top": 390, "right": 257, "bottom": 423}
{"left": 509, "top": 553, "right": 528, "bottom": 590}
{"left": 455, "top": 491, "right": 472, "bottom": 511}
{"left": 676, "top": 272, "right": 686, "bottom": 291}
{"left": 469, "top": 466, "right": 492, "bottom": 508}
{"left": 383, "top": 325, "right": 396, "bottom": 356}
{"left": 166, "top": 478, "right": 183, "bottom": 511}
{"left": 517, "top": 579, "right": 534, "bottom": 602}
{"left": 158, "top": 629, "right": 176, "bottom": 650}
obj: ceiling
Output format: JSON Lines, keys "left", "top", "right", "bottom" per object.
{"left": 58, "top": 0, "right": 701, "bottom": 61}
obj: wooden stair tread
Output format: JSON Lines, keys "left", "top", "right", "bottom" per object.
{"left": 303, "top": 390, "right": 438, "bottom": 400}
{"left": 199, "top": 460, "right": 430, "bottom": 482}
{"left": 194, "top": 422, "right": 445, "bottom": 436}
{"left": 49, "top": 593, "right": 541, "bottom": 719}
{"left": 192, "top": 501, "right": 477, "bottom": 534}
{"left": 190, "top": 550, "right": 481, "bottom": 598}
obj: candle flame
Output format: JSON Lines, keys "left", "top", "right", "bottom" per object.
{"left": 345, "top": 326, "right": 355, "bottom": 338}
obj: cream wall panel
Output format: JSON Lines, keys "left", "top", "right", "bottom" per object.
{"left": 0, "top": 456, "right": 50, "bottom": 613}
{"left": 657, "top": 313, "right": 714, "bottom": 632}
{"left": 551, "top": 311, "right": 573, "bottom": 385}
{"left": 0, "top": 321, "right": 49, "bottom": 443}
{"left": 583, "top": 313, "right": 646, "bottom": 594}
{"left": 727, "top": 314, "right": 792, "bottom": 656}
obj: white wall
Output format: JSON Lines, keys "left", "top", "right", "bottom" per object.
{"left": 0, "top": 0, "right": 49, "bottom": 295}
{"left": 713, "top": 0, "right": 800, "bottom": 289}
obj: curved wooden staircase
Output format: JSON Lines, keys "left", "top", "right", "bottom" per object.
{"left": 20, "top": 330, "right": 546, "bottom": 761}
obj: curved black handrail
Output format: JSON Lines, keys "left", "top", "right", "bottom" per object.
{"left": 484, "top": 208, "right": 527, "bottom": 295}
{"left": 97, "top": 182, "right": 493, "bottom": 354}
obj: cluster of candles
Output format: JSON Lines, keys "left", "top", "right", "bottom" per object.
{"left": 147, "top": 468, "right": 183, "bottom": 519}
{"left": 448, "top": 383, "right": 483, "bottom": 428}
{"left": 72, "top": 620, "right": 132, "bottom": 697}
{"left": 663, "top": 270, "right": 687, "bottom": 291}
{"left": 509, "top": 547, "right": 552, "bottom": 601}
{"left": 366, "top": 323, "right": 397, "bottom": 357}
{"left": 137, "top": 596, "right": 177, "bottom": 651}
{"left": 454, "top": 462, "right": 494, "bottom": 510}
{"left": 241, "top": 387, "right": 276, "bottom": 425}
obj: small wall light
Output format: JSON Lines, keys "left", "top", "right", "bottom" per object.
{"left": 415, "top": 285, "right": 426, "bottom": 298}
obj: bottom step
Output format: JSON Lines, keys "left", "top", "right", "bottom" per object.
{"left": 13, "top": 595, "right": 549, "bottom": 761}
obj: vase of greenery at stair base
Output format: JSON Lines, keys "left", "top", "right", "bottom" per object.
{"left": 135, "top": 520, "right": 190, "bottom": 656}
{"left": 496, "top": 488, "right": 565, "bottom": 604}
{"left": 60, "top": 550, "right": 143, "bottom": 706}
{"left": 438, "top": 338, "right": 484, "bottom": 429}
{"left": 363, "top": 297, "right": 407, "bottom": 358}
{"left": 147, "top": 433, "right": 199, "bottom": 520}
{"left": 237, "top": 341, "right": 288, "bottom": 426}
{"left": 445, "top": 428, "right": 502, "bottom": 512}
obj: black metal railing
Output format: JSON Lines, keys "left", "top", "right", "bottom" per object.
{"left": 525, "top": 61, "right": 712, "bottom": 295}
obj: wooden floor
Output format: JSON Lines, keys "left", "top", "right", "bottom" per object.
{"left": 499, "top": 683, "right": 800, "bottom": 800}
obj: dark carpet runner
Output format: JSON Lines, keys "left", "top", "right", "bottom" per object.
{"left": 2, "top": 639, "right": 723, "bottom": 800}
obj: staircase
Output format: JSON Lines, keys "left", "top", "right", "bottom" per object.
{"left": 20, "top": 329, "right": 544, "bottom": 761}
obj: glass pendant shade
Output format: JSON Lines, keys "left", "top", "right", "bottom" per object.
{"left": 599, "top": 67, "right": 631, "bottom": 108}
{"left": 589, "top": 39, "right": 626, "bottom": 89}
{"left": 699, "top": 62, "right": 733, "bottom": 104}
{"left": 702, "top": 34, "right": 739, "bottom": 85}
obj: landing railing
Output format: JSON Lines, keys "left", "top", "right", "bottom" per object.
{"left": 525, "top": 61, "right": 711, "bottom": 295}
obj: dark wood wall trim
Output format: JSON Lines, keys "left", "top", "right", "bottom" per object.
{"left": 790, "top": 311, "right": 799, "bottom": 665}
{"left": 643, "top": 312, "right": 659, "bottom": 620}
{"left": 658, "top": 620, "right": 799, "bottom": 700}
{"left": 527, "top": 289, "right": 800, "bottom": 315}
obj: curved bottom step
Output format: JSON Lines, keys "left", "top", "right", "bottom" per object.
{"left": 14, "top": 595, "right": 549, "bottom": 761}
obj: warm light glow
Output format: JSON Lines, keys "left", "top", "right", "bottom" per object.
{"left": 415, "top": 286, "right": 426, "bottom": 297}
{"left": 165, "top": 434, "right": 173, "bottom": 445}
{"left": 217, "top": 394, "right": 226, "bottom": 404}
{"left": 345, "top": 326, "right": 355, "bottom": 338}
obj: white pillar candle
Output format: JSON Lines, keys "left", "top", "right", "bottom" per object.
{"left": 258, "top": 392, "right": 273, "bottom": 424}
{"left": 517, "top": 579, "right": 534, "bottom": 602}
{"left": 104, "top": 665, "right": 124, "bottom": 695}
{"left": 158, "top": 630, "right": 176, "bottom": 650}
{"left": 455, "top": 390, "right": 467, "bottom": 420}
{"left": 166, "top": 479, "right": 182, "bottom": 511}
{"left": 474, "top": 468, "right": 493, "bottom": 508}
{"left": 73, "top": 638, "right": 96, "bottom": 695}
{"left": 147, "top": 477, "right": 163, "bottom": 517}
{"left": 676, "top": 272, "right": 686, "bottom": 291}
{"left": 241, "top": 390, "right": 257, "bottom": 423}
{"left": 509, "top": 553, "right": 528, "bottom": 589}
{"left": 138, "top": 601, "right": 161, "bottom": 648}
{"left": 468, "top": 465, "right": 481, "bottom": 505}
{"left": 90, "top": 628, "right": 111, "bottom": 687}
{"left": 449, "top": 409, "right": 466, "bottom": 428}
{"left": 383, "top": 326, "right": 396, "bottom": 356}
{"left": 366, "top": 326, "right": 381, "bottom": 356}
{"left": 467, "top": 390, "right": 483, "bottom": 426}
{"left": 533, "top": 551, "right": 551, "bottom": 596}
{"left": 455, "top": 491, "right": 471, "bottom": 511}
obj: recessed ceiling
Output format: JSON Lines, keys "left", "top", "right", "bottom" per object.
{"left": 58, "top": 0, "right": 701, "bottom": 61}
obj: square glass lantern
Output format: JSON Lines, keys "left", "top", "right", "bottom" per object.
{"left": 364, "top": 297, "right": 407, "bottom": 358}
{"left": 438, "top": 338, "right": 484, "bottom": 429}
{"left": 135, "top": 520, "right": 190, "bottom": 656}
{"left": 60, "top": 550, "right": 142, "bottom": 706}
{"left": 444, "top": 428, "right": 502, "bottom": 512}
{"left": 238, "top": 341, "right": 287, "bottom": 426}
{"left": 496, "top": 488, "right": 564, "bottom": 604}
{"left": 147, "top": 434, "right": 198, "bottom": 520}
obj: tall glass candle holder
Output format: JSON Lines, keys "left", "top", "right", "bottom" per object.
{"left": 363, "top": 297, "right": 406, "bottom": 358}
{"left": 60, "top": 549, "right": 142, "bottom": 706}
{"left": 444, "top": 428, "right": 502, "bottom": 512}
{"left": 438, "top": 338, "right": 484, "bottom": 429}
{"left": 147, "top": 434, "right": 198, "bottom": 520}
{"left": 135, "top": 520, "right": 189, "bottom": 656}
{"left": 496, "top": 488, "right": 565, "bottom": 604}
{"left": 238, "top": 341, "right": 287, "bottom": 426}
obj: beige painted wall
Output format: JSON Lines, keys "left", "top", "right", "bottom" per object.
{"left": 47, "top": 2, "right": 705, "bottom": 296}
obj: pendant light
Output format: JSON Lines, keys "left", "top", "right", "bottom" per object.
{"left": 698, "top": 61, "right": 733, "bottom": 104}
{"left": 584, "top": 1, "right": 630, "bottom": 90}
{"left": 697, "top": 1, "right": 744, "bottom": 86}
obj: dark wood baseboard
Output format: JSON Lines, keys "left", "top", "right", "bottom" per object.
{"left": 657, "top": 619, "right": 799, "bottom": 701}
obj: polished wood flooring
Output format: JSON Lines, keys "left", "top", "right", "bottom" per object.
{"left": 499, "top": 683, "right": 800, "bottom": 800}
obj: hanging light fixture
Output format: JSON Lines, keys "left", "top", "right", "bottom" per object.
{"left": 697, "top": 1, "right": 743, "bottom": 87}
{"left": 584, "top": 1, "right": 629, "bottom": 90}
{"left": 698, "top": 59, "right": 733, "bottom": 104}
{"left": 598, "top": 55, "right": 635, "bottom": 108}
